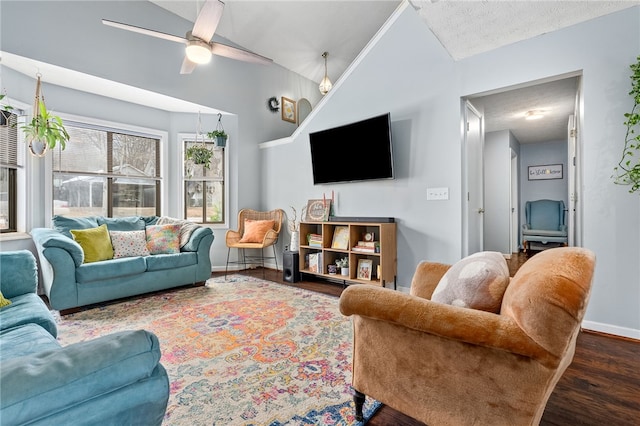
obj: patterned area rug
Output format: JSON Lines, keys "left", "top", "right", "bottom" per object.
{"left": 55, "top": 276, "right": 381, "bottom": 425}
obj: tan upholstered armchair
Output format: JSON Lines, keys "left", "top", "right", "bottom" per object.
{"left": 339, "top": 247, "right": 595, "bottom": 425}
{"left": 225, "top": 208, "right": 284, "bottom": 278}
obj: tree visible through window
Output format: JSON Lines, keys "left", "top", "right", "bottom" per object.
{"left": 53, "top": 124, "right": 160, "bottom": 218}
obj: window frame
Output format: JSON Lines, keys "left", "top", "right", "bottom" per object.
{"left": 45, "top": 113, "right": 168, "bottom": 220}
{"left": 179, "top": 132, "right": 229, "bottom": 228}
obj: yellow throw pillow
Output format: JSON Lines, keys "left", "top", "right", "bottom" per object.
{"left": 70, "top": 224, "right": 115, "bottom": 263}
{"left": 0, "top": 290, "right": 11, "bottom": 308}
{"left": 239, "top": 219, "right": 275, "bottom": 243}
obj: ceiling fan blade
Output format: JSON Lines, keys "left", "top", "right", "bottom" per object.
{"left": 210, "top": 42, "right": 273, "bottom": 65}
{"left": 180, "top": 57, "right": 198, "bottom": 75}
{"left": 191, "top": 0, "right": 224, "bottom": 43}
{"left": 102, "top": 19, "right": 187, "bottom": 44}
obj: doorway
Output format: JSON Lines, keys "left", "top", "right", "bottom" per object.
{"left": 462, "top": 73, "right": 582, "bottom": 256}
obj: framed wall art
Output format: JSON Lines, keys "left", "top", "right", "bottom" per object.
{"left": 281, "top": 96, "right": 297, "bottom": 123}
{"left": 528, "top": 164, "right": 563, "bottom": 180}
{"left": 305, "top": 199, "right": 332, "bottom": 222}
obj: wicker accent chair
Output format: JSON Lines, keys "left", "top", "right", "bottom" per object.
{"left": 225, "top": 208, "right": 285, "bottom": 278}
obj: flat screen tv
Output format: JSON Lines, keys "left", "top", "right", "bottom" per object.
{"left": 309, "top": 113, "right": 394, "bottom": 184}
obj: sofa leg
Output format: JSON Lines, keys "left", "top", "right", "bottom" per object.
{"left": 193, "top": 281, "right": 206, "bottom": 287}
{"left": 353, "top": 388, "right": 365, "bottom": 421}
{"left": 59, "top": 307, "right": 82, "bottom": 316}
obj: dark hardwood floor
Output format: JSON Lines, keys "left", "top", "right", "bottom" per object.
{"left": 218, "top": 253, "right": 640, "bottom": 426}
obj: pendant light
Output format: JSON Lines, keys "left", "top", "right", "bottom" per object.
{"left": 319, "top": 52, "right": 332, "bottom": 95}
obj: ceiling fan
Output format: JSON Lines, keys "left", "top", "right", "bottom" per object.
{"left": 102, "top": 0, "right": 272, "bottom": 74}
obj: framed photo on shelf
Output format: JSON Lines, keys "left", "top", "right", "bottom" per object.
{"left": 357, "top": 259, "right": 373, "bottom": 281}
{"left": 305, "top": 199, "right": 332, "bottom": 222}
{"left": 331, "top": 226, "right": 349, "bottom": 249}
{"left": 281, "top": 97, "right": 297, "bottom": 123}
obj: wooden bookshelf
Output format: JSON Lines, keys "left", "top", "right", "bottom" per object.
{"left": 299, "top": 220, "right": 397, "bottom": 287}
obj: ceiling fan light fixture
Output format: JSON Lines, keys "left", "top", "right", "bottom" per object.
{"left": 525, "top": 110, "right": 545, "bottom": 120}
{"left": 319, "top": 52, "right": 332, "bottom": 95}
{"left": 186, "top": 40, "right": 212, "bottom": 64}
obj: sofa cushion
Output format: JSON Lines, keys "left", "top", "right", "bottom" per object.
{"left": 145, "top": 224, "right": 181, "bottom": 254}
{"left": 431, "top": 251, "right": 510, "bottom": 313}
{"left": 0, "top": 293, "right": 58, "bottom": 337}
{"left": 76, "top": 256, "right": 147, "bottom": 284}
{"left": 0, "top": 323, "right": 60, "bottom": 362}
{"left": 70, "top": 224, "right": 115, "bottom": 263}
{"left": 110, "top": 230, "right": 150, "bottom": 258}
{"left": 52, "top": 215, "right": 100, "bottom": 238}
{"left": 97, "top": 216, "right": 146, "bottom": 232}
{"left": 239, "top": 219, "right": 275, "bottom": 243}
{"left": 0, "top": 290, "right": 11, "bottom": 308}
{"left": 145, "top": 252, "right": 197, "bottom": 272}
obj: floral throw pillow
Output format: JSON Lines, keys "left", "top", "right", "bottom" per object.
{"left": 145, "top": 224, "right": 181, "bottom": 254}
{"left": 110, "top": 230, "right": 150, "bottom": 258}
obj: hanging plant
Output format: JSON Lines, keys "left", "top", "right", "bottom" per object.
{"left": 0, "top": 93, "right": 14, "bottom": 126}
{"left": 613, "top": 55, "right": 640, "bottom": 193}
{"left": 186, "top": 144, "right": 214, "bottom": 169}
{"left": 206, "top": 113, "right": 227, "bottom": 147}
{"left": 21, "top": 74, "right": 70, "bottom": 157}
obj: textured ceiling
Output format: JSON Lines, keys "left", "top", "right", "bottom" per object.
{"left": 149, "top": 0, "right": 638, "bottom": 144}
{"left": 469, "top": 77, "right": 580, "bottom": 144}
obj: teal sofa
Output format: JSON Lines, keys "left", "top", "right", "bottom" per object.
{"left": 0, "top": 250, "right": 170, "bottom": 425}
{"left": 31, "top": 215, "right": 214, "bottom": 313}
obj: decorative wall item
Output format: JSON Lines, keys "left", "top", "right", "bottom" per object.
{"left": 305, "top": 199, "right": 331, "bottom": 222}
{"left": 528, "top": 164, "right": 563, "bottom": 180}
{"left": 267, "top": 96, "right": 280, "bottom": 112}
{"left": 281, "top": 97, "right": 296, "bottom": 123}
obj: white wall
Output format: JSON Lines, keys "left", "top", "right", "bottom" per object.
{"left": 262, "top": 5, "right": 640, "bottom": 337}
{"left": 484, "top": 130, "right": 513, "bottom": 255}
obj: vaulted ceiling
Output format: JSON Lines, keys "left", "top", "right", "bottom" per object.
{"left": 148, "top": 0, "right": 637, "bottom": 144}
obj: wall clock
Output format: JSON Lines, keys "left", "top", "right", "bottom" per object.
{"left": 267, "top": 96, "right": 280, "bottom": 112}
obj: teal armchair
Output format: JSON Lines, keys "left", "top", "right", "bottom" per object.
{"left": 522, "top": 199, "right": 568, "bottom": 252}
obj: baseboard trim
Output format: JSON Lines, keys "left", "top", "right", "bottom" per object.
{"left": 582, "top": 320, "right": 640, "bottom": 340}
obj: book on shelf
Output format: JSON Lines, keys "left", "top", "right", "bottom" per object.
{"left": 352, "top": 241, "right": 380, "bottom": 253}
{"left": 307, "top": 233, "right": 323, "bottom": 248}
{"left": 331, "top": 226, "right": 349, "bottom": 249}
{"left": 308, "top": 253, "right": 322, "bottom": 273}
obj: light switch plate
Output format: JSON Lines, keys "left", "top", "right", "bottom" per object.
{"left": 427, "top": 187, "right": 449, "bottom": 200}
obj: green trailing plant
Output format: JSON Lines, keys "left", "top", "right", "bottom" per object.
{"left": 207, "top": 130, "right": 227, "bottom": 139}
{"left": 22, "top": 100, "right": 70, "bottom": 150}
{"left": 186, "top": 144, "right": 214, "bottom": 169}
{"left": 0, "top": 94, "right": 14, "bottom": 125}
{"left": 613, "top": 55, "right": 640, "bottom": 193}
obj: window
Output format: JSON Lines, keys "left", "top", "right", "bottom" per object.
{"left": 183, "top": 137, "right": 225, "bottom": 224}
{"left": 53, "top": 123, "right": 161, "bottom": 217}
{"left": 0, "top": 112, "right": 18, "bottom": 232}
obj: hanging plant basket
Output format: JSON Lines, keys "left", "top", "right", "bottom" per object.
{"left": 21, "top": 74, "right": 70, "bottom": 157}
{"left": 207, "top": 113, "right": 227, "bottom": 147}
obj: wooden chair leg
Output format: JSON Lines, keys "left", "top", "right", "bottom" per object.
{"left": 353, "top": 388, "right": 365, "bottom": 421}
